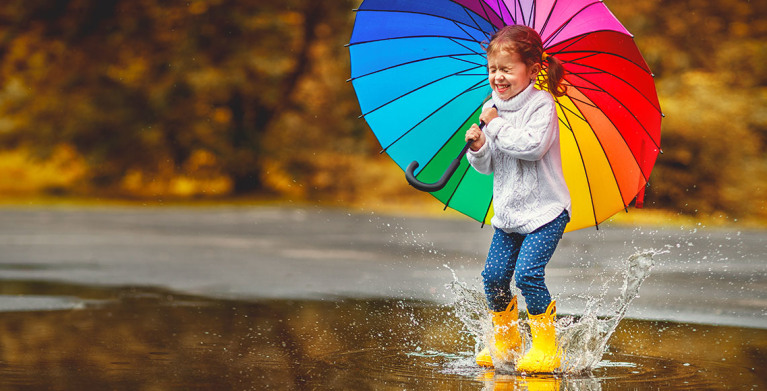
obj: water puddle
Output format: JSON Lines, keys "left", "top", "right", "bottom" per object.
{"left": 449, "top": 250, "right": 658, "bottom": 375}
{"left": 0, "top": 278, "right": 764, "bottom": 389}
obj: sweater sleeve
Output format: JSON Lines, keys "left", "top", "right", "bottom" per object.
{"left": 466, "top": 139, "right": 493, "bottom": 174}
{"left": 465, "top": 99, "right": 497, "bottom": 175}
{"left": 484, "top": 98, "right": 558, "bottom": 161}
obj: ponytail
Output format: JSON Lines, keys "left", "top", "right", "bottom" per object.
{"left": 543, "top": 54, "right": 567, "bottom": 97}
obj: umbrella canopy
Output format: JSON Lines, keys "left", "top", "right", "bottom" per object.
{"left": 348, "top": 0, "right": 662, "bottom": 232}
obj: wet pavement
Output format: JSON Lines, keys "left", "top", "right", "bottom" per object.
{"left": 0, "top": 287, "right": 764, "bottom": 390}
{"left": 0, "top": 205, "right": 766, "bottom": 389}
{"left": 1, "top": 206, "right": 764, "bottom": 326}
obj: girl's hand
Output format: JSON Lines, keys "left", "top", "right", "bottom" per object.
{"left": 465, "top": 124, "right": 486, "bottom": 151}
{"left": 479, "top": 107, "right": 498, "bottom": 125}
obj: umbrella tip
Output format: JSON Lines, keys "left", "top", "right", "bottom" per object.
{"left": 660, "top": 149, "right": 664, "bottom": 154}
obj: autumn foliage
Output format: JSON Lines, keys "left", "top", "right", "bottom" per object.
{"left": 0, "top": 0, "right": 765, "bottom": 221}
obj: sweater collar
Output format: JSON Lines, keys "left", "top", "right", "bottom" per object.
{"left": 491, "top": 81, "right": 537, "bottom": 112}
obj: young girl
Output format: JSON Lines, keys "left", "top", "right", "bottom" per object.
{"left": 465, "top": 25, "right": 571, "bottom": 373}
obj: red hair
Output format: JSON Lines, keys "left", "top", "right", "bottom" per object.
{"left": 486, "top": 25, "right": 567, "bottom": 97}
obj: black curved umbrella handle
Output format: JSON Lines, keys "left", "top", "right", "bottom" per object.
{"left": 405, "top": 120, "right": 485, "bottom": 192}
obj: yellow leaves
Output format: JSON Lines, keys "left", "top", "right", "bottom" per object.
{"left": 0, "top": 77, "right": 29, "bottom": 106}
{"left": 0, "top": 145, "right": 87, "bottom": 195}
{"left": 188, "top": 1, "right": 209, "bottom": 15}
{"left": 279, "top": 11, "right": 304, "bottom": 26}
{"left": 120, "top": 171, "right": 233, "bottom": 198}
{"left": 261, "top": 150, "right": 435, "bottom": 210}
{"left": 119, "top": 149, "right": 233, "bottom": 198}
{"left": 106, "top": 56, "right": 149, "bottom": 86}
{"left": 653, "top": 69, "right": 767, "bottom": 218}
{"left": 211, "top": 107, "right": 232, "bottom": 125}
{"left": 1, "top": 27, "right": 65, "bottom": 83}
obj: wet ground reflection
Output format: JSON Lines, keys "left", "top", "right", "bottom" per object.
{"left": 0, "top": 282, "right": 764, "bottom": 390}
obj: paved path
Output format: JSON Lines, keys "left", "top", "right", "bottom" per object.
{"left": 0, "top": 206, "right": 764, "bottom": 328}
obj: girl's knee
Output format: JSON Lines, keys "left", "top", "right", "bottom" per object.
{"left": 514, "top": 271, "right": 544, "bottom": 291}
{"left": 482, "top": 268, "right": 510, "bottom": 289}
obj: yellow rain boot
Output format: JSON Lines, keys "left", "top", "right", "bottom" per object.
{"left": 476, "top": 296, "right": 522, "bottom": 367}
{"left": 516, "top": 301, "right": 560, "bottom": 373}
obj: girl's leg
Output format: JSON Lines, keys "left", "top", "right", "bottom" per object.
{"left": 514, "top": 211, "right": 569, "bottom": 315}
{"left": 482, "top": 229, "right": 523, "bottom": 312}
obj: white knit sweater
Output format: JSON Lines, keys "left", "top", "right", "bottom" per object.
{"left": 467, "top": 82, "right": 571, "bottom": 234}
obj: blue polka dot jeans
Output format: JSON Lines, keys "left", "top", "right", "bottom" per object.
{"left": 482, "top": 210, "right": 570, "bottom": 315}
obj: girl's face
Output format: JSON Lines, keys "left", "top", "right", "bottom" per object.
{"left": 487, "top": 50, "right": 540, "bottom": 101}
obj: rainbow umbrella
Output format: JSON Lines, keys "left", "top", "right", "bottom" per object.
{"left": 347, "top": 0, "right": 662, "bottom": 231}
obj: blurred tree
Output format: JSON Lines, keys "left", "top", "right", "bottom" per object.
{"left": 0, "top": 0, "right": 359, "bottom": 196}
{"left": 0, "top": 0, "right": 766, "bottom": 221}
{"left": 609, "top": 0, "right": 767, "bottom": 219}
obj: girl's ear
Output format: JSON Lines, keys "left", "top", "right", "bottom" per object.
{"left": 530, "top": 63, "right": 542, "bottom": 79}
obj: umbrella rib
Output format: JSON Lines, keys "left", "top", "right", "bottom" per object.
{"left": 538, "top": 0, "right": 561, "bottom": 38}
{"left": 546, "top": 30, "right": 591, "bottom": 55}
{"left": 426, "top": 96, "right": 492, "bottom": 213}
{"left": 555, "top": 99, "right": 601, "bottom": 229}
{"left": 493, "top": 0, "right": 516, "bottom": 25}
{"left": 458, "top": 3, "right": 495, "bottom": 39}
{"left": 555, "top": 96, "right": 588, "bottom": 122}
{"left": 528, "top": 0, "right": 536, "bottom": 27}
{"left": 576, "top": 91, "right": 657, "bottom": 184}
{"left": 405, "top": 85, "right": 489, "bottom": 170}
{"left": 467, "top": 0, "right": 506, "bottom": 28}
{"left": 569, "top": 95, "right": 652, "bottom": 189}
{"left": 558, "top": 93, "right": 633, "bottom": 214}
{"left": 567, "top": 70, "right": 610, "bottom": 76}
{"left": 516, "top": 0, "right": 531, "bottom": 26}
{"left": 542, "top": 1, "right": 604, "bottom": 48}
{"left": 560, "top": 51, "right": 601, "bottom": 64}
{"left": 564, "top": 90, "right": 598, "bottom": 109}
{"left": 516, "top": 0, "right": 533, "bottom": 26}
{"left": 556, "top": 42, "right": 661, "bottom": 119}
{"left": 350, "top": 8, "right": 490, "bottom": 43}
{"left": 563, "top": 77, "right": 653, "bottom": 189}
{"left": 349, "top": 35, "right": 484, "bottom": 50}
{"left": 481, "top": 196, "right": 494, "bottom": 228}
{"left": 563, "top": 63, "right": 662, "bottom": 152}
{"left": 450, "top": 15, "right": 493, "bottom": 44}
{"left": 550, "top": 31, "right": 654, "bottom": 79}
{"left": 442, "top": 162, "right": 472, "bottom": 208}
{"left": 348, "top": 52, "right": 485, "bottom": 82}
{"left": 379, "top": 79, "right": 489, "bottom": 154}
{"left": 449, "top": 55, "right": 488, "bottom": 68}
{"left": 557, "top": 46, "right": 652, "bottom": 77}
{"left": 442, "top": 163, "right": 494, "bottom": 229}
{"left": 359, "top": 63, "right": 484, "bottom": 120}
{"left": 448, "top": 36, "right": 488, "bottom": 57}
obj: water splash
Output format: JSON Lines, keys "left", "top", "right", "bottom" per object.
{"left": 557, "top": 250, "right": 656, "bottom": 373}
{"left": 446, "top": 250, "right": 659, "bottom": 374}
